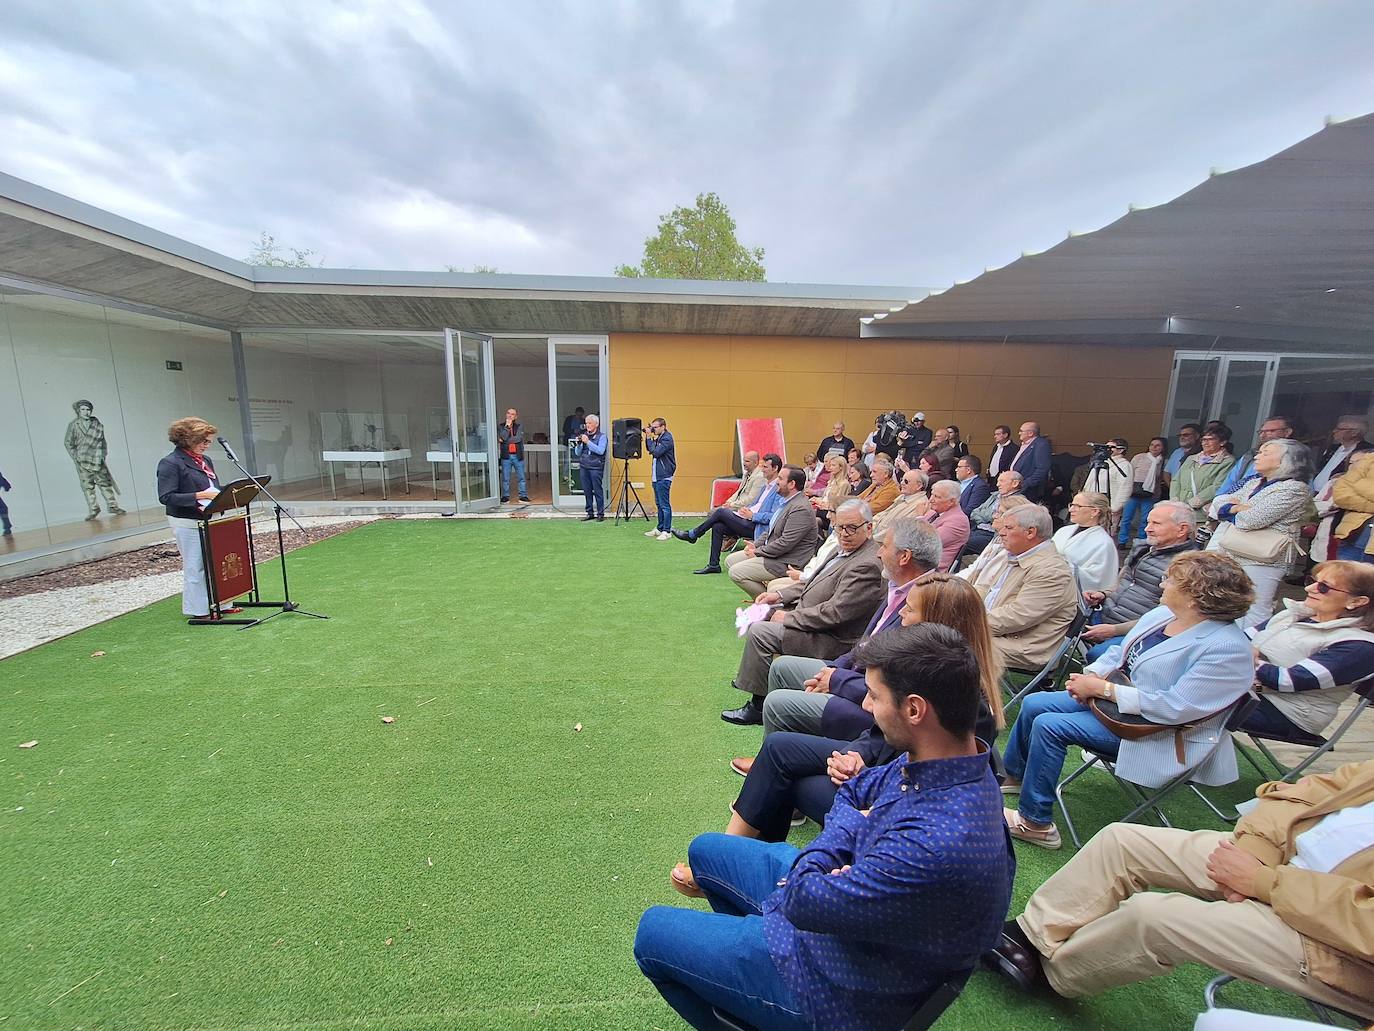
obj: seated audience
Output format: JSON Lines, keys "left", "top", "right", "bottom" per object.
{"left": 846, "top": 461, "right": 870, "bottom": 496}
{"left": 924, "top": 479, "right": 971, "bottom": 570}
{"left": 985, "top": 759, "right": 1374, "bottom": 1022}
{"left": 801, "top": 452, "right": 820, "bottom": 492}
{"left": 1239, "top": 559, "right": 1374, "bottom": 741}
{"left": 726, "top": 466, "right": 820, "bottom": 597}
{"left": 638, "top": 623, "right": 1015, "bottom": 1031}
{"left": 805, "top": 453, "right": 839, "bottom": 499}
{"left": 724, "top": 449, "right": 767, "bottom": 510}
{"left": 1207, "top": 437, "right": 1315, "bottom": 627}
{"left": 765, "top": 529, "right": 840, "bottom": 594}
{"left": 753, "top": 519, "right": 942, "bottom": 748}
{"left": 672, "top": 453, "right": 782, "bottom": 574}
{"left": 958, "top": 496, "right": 1032, "bottom": 593}
{"left": 917, "top": 449, "right": 946, "bottom": 486}
{"left": 1000, "top": 551, "right": 1255, "bottom": 849}
{"left": 731, "top": 572, "right": 1007, "bottom": 841}
{"left": 872, "top": 468, "right": 929, "bottom": 534}
{"left": 1171, "top": 427, "right": 1236, "bottom": 512}
{"left": 982, "top": 505, "right": 1079, "bottom": 673}
{"left": 956, "top": 454, "right": 991, "bottom": 515}
{"left": 1333, "top": 449, "right": 1374, "bottom": 563}
{"left": 1080, "top": 500, "right": 1199, "bottom": 660}
{"left": 816, "top": 422, "right": 855, "bottom": 463}
{"left": 1119, "top": 436, "right": 1168, "bottom": 545}
{"left": 966, "top": 470, "right": 1024, "bottom": 554}
{"left": 722, "top": 500, "right": 883, "bottom": 726}
{"left": 1052, "top": 491, "right": 1119, "bottom": 592}
{"left": 812, "top": 454, "right": 853, "bottom": 535}
{"left": 854, "top": 455, "right": 898, "bottom": 514}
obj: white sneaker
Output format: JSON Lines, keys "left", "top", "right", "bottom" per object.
{"left": 657, "top": 531, "right": 672, "bottom": 540}
{"left": 644, "top": 529, "right": 660, "bottom": 537}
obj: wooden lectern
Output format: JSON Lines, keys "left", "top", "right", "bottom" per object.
{"left": 188, "top": 477, "right": 272, "bottom": 626}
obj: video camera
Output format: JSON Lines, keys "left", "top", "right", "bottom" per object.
{"left": 874, "top": 410, "right": 918, "bottom": 449}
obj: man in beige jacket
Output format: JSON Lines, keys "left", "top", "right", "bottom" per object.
{"left": 979, "top": 505, "right": 1079, "bottom": 671}
{"left": 984, "top": 760, "right": 1374, "bottom": 1020}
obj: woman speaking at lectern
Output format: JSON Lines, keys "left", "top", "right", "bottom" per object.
{"left": 157, "top": 417, "right": 235, "bottom": 621}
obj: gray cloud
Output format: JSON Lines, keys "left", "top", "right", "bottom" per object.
{"left": 2, "top": 1, "right": 1371, "bottom": 288}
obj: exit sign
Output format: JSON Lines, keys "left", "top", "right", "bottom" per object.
{"left": 165, "top": 360, "right": 183, "bottom": 371}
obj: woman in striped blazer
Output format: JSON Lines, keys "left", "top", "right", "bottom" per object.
{"left": 1001, "top": 551, "right": 1256, "bottom": 849}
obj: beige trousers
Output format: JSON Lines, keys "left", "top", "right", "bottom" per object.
{"left": 726, "top": 554, "right": 773, "bottom": 598}
{"left": 1019, "top": 823, "right": 1370, "bottom": 1017}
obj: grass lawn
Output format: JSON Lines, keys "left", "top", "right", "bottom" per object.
{"left": 1, "top": 520, "right": 1314, "bottom": 1029}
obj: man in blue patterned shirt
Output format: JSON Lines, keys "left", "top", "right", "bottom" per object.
{"left": 634, "top": 623, "right": 1015, "bottom": 1030}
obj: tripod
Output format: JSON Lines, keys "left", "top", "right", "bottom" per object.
{"left": 612, "top": 455, "right": 650, "bottom": 525}
{"left": 219, "top": 444, "right": 329, "bottom": 629}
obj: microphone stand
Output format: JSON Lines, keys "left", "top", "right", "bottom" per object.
{"left": 217, "top": 440, "right": 328, "bottom": 628}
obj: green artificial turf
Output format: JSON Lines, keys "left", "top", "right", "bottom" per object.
{"left": 1, "top": 520, "right": 1315, "bottom": 1029}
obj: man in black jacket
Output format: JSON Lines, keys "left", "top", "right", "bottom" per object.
{"left": 645, "top": 418, "right": 676, "bottom": 539}
{"left": 816, "top": 422, "right": 855, "bottom": 463}
{"left": 497, "top": 408, "right": 529, "bottom": 504}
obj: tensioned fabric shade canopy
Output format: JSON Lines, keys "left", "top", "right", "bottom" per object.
{"left": 863, "top": 113, "right": 1374, "bottom": 349}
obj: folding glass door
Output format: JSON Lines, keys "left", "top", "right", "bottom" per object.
{"left": 1164, "top": 353, "right": 1277, "bottom": 445}
{"left": 443, "top": 329, "right": 498, "bottom": 511}
{"left": 547, "top": 336, "right": 608, "bottom": 508}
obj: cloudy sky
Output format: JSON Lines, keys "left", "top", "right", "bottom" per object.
{"left": 3, "top": 1, "right": 1372, "bottom": 289}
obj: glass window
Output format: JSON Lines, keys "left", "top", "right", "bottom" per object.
{"left": 1271, "top": 355, "right": 1374, "bottom": 453}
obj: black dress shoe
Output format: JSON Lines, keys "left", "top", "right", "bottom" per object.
{"left": 596, "top": 515, "right": 605, "bottom": 521}
{"left": 693, "top": 565, "right": 721, "bottom": 575}
{"left": 671, "top": 529, "right": 696, "bottom": 543}
{"left": 981, "top": 923, "right": 1048, "bottom": 991}
{"left": 580, "top": 514, "right": 595, "bottom": 521}
{"left": 721, "top": 698, "right": 764, "bottom": 725}
{"left": 518, "top": 496, "right": 531, "bottom": 503}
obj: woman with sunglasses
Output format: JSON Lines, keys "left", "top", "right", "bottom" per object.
{"left": 1237, "top": 560, "right": 1374, "bottom": 742}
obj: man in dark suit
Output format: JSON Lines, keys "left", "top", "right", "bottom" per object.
{"left": 956, "top": 454, "right": 991, "bottom": 515}
{"left": 725, "top": 466, "right": 819, "bottom": 597}
{"left": 722, "top": 499, "right": 885, "bottom": 725}
{"left": 986, "top": 424, "right": 1015, "bottom": 483}
{"left": 1010, "top": 421, "right": 1053, "bottom": 502}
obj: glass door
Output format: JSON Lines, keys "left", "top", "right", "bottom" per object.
{"left": 1214, "top": 358, "right": 1276, "bottom": 447}
{"left": 548, "top": 336, "right": 608, "bottom": 508}
{"left": 1164, "top": 352, "right": 1277, "bottom": 447}
{"left": 1164, "top": 356, "right": 1220, "bottom": 436}
{"left": 443, "top": 329, "right": 498, "bottom": 511}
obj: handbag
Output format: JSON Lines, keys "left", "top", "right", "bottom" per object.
{"left": 1210, "top": 519, "right": 1292, "bottom": 563}
{"left": 1087, "top": 673, "right": 1207, "bottom": 764}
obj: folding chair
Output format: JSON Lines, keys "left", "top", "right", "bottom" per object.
{"left": 1002, "top": 604, "right": 1093, "bottom": 710}
{"left": 1236, "top": 681, "right": 1373, "bottom": 783}
{"left": 1054, "top": 694, "right": 1258, "bottom": 849}
{"left": 712, "top": 970, "right": 971, "bottom": 1031}
{"left": 947, "top": 541, "right": 971, "bottom": 572}
{"left": 1204, "top": 973, "right": 1365, "bottom": 1027}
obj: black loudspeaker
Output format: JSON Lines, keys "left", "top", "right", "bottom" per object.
{"left": 612, "top": 417, "right": 643, "bottom": 460}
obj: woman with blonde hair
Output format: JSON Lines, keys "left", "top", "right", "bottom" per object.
{"left": 1052, "top": 491, "right": 1119, "bottom": 592}
{"left": 156, "top": 417, "right": 233, "bottom": 621}
{"left": 671, "top": 573, "right": 1004, "bottom": 889}
{"left": 811, "top": 453, "right": 851, "bottom": 532}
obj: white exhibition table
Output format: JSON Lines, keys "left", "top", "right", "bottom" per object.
{"left": 425, "top": 444, "right": 556, "bottom": 498}
{"left": 321, "top": 449, "right": 412, "bottom": 499}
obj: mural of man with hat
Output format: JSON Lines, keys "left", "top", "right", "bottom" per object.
{"left": 64, "top": 399, "right": 125, "bottom": 519}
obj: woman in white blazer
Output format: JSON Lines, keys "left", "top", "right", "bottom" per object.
{"left": 1001, "top": 551, "right": 1255, "bottom": 849}
{"left": 1052, "top": 492, "right": 1119, "bottom": 592}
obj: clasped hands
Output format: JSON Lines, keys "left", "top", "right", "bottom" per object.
{"left": 1206, "top": 839, "right": 1262, "bottom": 902}
{"left": 1065, "top": 672, "right": 1112, "bottom": 703}
{"left": 753, "top": 591, "right": 788, "bottom": 623}
{"left": 826, "top": 749, "right": 865, "bottom": 785}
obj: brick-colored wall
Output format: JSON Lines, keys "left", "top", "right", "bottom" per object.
{"left": 609, "top": 333, "right": 1174, "bottom": 511}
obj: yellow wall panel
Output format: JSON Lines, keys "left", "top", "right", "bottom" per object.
{"left": 729, "top": 337, "right": 850, "bottom": 373}
{"left": 614, "top": 366, "right": 725, "bottom": 406}
{"left": 958, "top": 342, "right": 1069, "bottom": 378}
{"left": 1068, "top": 377, "right": 1172, "bottom": 414}
{"left": 728, "top": 370, "right": 835, "bottom": 408}
{"left": 842, "top": 372, "right": 958, "bottom": 410}
{"left": 847, "top": 339, "right": 964, "bottom": 374}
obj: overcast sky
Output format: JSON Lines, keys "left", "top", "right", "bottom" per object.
{"left": 2, "top": 1, "right": 1372, "bottom": 289}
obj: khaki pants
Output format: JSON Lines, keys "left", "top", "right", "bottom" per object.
{"left": 1020, "top": 823, "right": 1370, "bottom": 1016}
{"left": 727, "top": 554, "right": 773, "bottom": 599}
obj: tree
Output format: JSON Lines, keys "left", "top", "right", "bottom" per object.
{"left": 615, "top": 192, "right": 766, "bottom": 281}
{"left": 246, "top": 231, "right": 322, "bottom": 268}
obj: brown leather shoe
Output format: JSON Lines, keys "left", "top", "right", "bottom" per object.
{"left": 731, "top": 756, "right": 754, "bottom": 777}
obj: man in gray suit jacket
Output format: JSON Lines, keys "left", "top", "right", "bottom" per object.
{"left": 726, "top": 466, "right": 819, "bottom": 597}
{"left": 723, "top": 499, "right": 885, "bottom": 724}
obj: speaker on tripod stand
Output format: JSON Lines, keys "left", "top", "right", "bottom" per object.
{"left": 610, "top": 418, "right": 650, "bottom": 523}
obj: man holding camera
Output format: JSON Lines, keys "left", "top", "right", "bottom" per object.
{"left": 576, "top": 414, "right": 608, "bottom": 521}
{"left": 644, "top": 417, "right": 676, "bottom": 540}
{"left": 497, "top": 408, "right": 529, "bottom": 505}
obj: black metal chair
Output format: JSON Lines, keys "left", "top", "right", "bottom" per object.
{"left": 1235, "top": 680, "right": 1373, "bottom": 783}
{"left": 1002, "top": 603, "right": 1093, "bottom": 711}
{"left": 1053, "top": 694, "right": 1259, "bottom": 849}
{"left": 1204, "top": 972, "right": 1365, "bottom": 1027}
{"left": 711, "top": 971, "right": 971, "bottom": 1031}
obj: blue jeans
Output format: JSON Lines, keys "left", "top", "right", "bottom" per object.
{"left": 1118, "top": 495, "right": 1154, "bottom": 543}
{"left": 1337, "top": 521, "right": 1372, "bottom": 563}
{"left": 500, "top": 455, "right": 526, "bottom": 500}
{"left": 1003, "top": 691, "right": 1121, "bottom": 824}
{"left": 0, "top": 490, "right": 10, "bottom": 530}
{"left": 1238, "top": 694, "right": 1308, "bottom": 740}
{"left": 1085, "top": 635, "right": 1125, "bottom": 663}
{"left": 635, "top": 834, "right": 809, "bottom": 1031}
{"left": 653, "top": 478, "right": 673, "bottom": 532}
{"left": 579, "top": 465, "right": 604, "bottom": 516}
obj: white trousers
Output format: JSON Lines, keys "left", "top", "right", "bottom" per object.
{"left": 170, "top": 521, "right": 209, "bottom": 616}
{"left": 1237, "top": 559, "right": 1285, "bottom": 628}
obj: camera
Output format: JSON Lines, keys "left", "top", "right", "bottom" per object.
{"left": 874, "top": 410, "right": 915, "bottom": 449}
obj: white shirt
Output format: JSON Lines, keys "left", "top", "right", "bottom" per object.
{"left": 1313, "top": 444, "right": 1355, "bottom": 493}
{"left": 1289, "top": 800, "right": 1374, "bottom": 873}
{"left": 1052, "top": 524, "right": 1120, "bottom": 592}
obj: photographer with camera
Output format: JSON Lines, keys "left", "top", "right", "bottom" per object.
{"left": 1072, "top": 438, "right": 1132, "bottom": 534}
{"left": 574, "top": 414, "right": 608, "bottom": 521}
{"left": 644, "top": 417, "right": 676, "bottom": 540}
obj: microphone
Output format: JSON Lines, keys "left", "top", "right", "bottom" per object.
{"left": 217, "top": 437, "right": 239, "bottom": 462}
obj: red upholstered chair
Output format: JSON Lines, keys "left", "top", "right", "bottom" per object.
{"left": 707, "top": 418, "right": 787, "bottom": 510}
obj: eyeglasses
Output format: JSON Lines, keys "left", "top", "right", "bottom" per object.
{"left": 835, "top": 521, "right": 871, "bottom": 535}
{"left": 1306, "top": 578, "right": 1354, "bottom": 596}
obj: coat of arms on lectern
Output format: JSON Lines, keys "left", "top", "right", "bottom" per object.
{"left": 221, "top": 552, "right": 244, "bottom": 580}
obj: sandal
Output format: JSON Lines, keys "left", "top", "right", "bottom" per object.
{"left": 1000, "top": 778, "right": 1022, "bottom": 795}
{"left": 1004, "top": 808, "right": 1062, "bottom": 850}
{"left": 670, "top": 862, "right": 705, "bottom": 899}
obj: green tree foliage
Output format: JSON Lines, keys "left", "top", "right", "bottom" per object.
{"left": 245, "top": 231, "right": 322, "bottom": 268}
{"left": 615, "top": 192, "right": 766, "bottom": 281}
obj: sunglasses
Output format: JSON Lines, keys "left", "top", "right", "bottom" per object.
{"left": 1305, "top": 578, "right": 1354, "bottom": 596}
